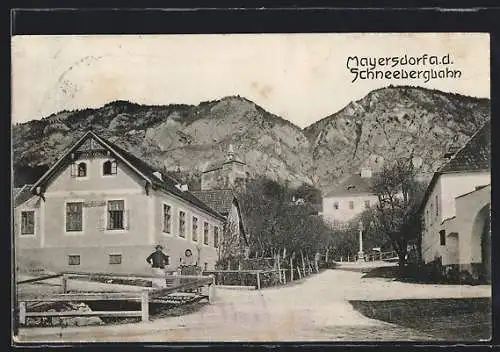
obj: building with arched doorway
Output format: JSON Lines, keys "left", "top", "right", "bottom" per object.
{"left": 419, "top": 120, "right": 490, "bottom": 282}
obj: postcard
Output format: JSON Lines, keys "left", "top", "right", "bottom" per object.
{"left": 12, "top": 31, "right": 491, "bottom": 343}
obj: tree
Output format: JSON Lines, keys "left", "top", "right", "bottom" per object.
{"left": 370, "top": 158, "right": 426, "bottom": 270}
{"left": 238, "top": 177, "right": 331, "bottom": 273}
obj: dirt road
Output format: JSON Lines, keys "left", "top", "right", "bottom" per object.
{"left": 15, "top": 269, "right": 490, "bottom": 343}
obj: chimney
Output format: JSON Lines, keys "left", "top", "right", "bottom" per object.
{"left": 153, "top": 171, "right": 163, "bottom": 181}
{"left": 360, "top": 168, "right": 372, "bottom": 178}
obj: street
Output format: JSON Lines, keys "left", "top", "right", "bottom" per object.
{"left": 16, "top": 268, "right": 491, "bottom": 342}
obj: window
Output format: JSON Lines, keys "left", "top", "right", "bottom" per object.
{"left": 162, "top": 204, "right": 171, "bottom": 233}
{"left": 204, "top": 222, "right": 209, "bottom": 245}
{"left": 77, "top": 162, "right": 87, "bottom": 177}
{"left": 109, "top": 254, "right": 122, "bottom": 264}
{"left": 66, "top": 202, "right": 83, "bottom": 232}
{"left": 103, "top": 160, "right": 117, "bottom": 175}
{"left": 68, "top": 255, "right": 80, "bottom": 266}
{"left": 439, "top": 230, "right": 446, "bottom": 246}
{"left": 333, "top": 202, "right": 339, "bottom": 210}
{"left": 364, "top": 200, "right": 370, "bottom": 209}
{"left": 179, "top": 211, "right": 186, "bottom": 237}
{"left": 214, "top": 226, "right": 219, "bottom": 248}
{"left": 192, "top": 216, "right": 198, "bottom": 241}
{"left": 21, "top": 211, "right": 35, "bottom": 235}
{"left": 107, "top": 200, "right": 124, "bottom": 230}
{"left": 349, "top": 201, "right": 354, "bottom": 210}
{"left": 70, "top": 162, "right": 87, "bottom": 178}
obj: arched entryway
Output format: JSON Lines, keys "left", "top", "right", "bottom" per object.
{"left": 472, "top": 204, "right": 491, "bottom": 283}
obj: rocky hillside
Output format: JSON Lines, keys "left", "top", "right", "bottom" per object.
{"left": 12, "top": 86, "right": 490, "bottom": 191}
{"left": 305, "top": 86, "right": 490, "bottom": 191}
{"left": 12, "top": 96, "right": 313, "bottom": 188}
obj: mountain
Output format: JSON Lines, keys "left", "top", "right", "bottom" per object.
{"left": 305, "top": 86, "right": 490, "bottom": 191}
{"left": 12, "top": 86, "right": 490, "bottom": 192}
{"left": 12, "top": 96, "right": 313, "bottom": 188}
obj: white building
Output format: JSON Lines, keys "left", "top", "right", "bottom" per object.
{"left": 419, "top": 120, "right": 490, "bottom": 282}
{"left": 322, "top": 168, "right": 379, "bottom": 228}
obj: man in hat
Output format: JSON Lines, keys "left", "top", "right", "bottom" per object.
{"left": 146, "top": 244, "right": 169, "bottom": 288}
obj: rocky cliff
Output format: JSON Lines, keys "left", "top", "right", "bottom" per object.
{"left": 12, "top": 86, "right": 490, "bottom": 191}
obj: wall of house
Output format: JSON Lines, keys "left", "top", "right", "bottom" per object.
{"left": 453, "top": 185, "right": 490, "bottom": 267}
{"left": 322, "top": 194, "right": 379, "bottom": 225}
{"left": 15, "top": 154, "right": 226, "bottom": 274}
{"left": 153, "top": 189, "right": 223, "bottom": 271}
{"left": 16, "top": 156, "right": 153, "bottom": 273}
{"left": 421, "top": 172, "right": 490, "bottom": 265}
{"left": 421, "top": 177, "right": 443, "bottom": 264}
{"left": 439, "top": 172, "right": 490, "bottom": 222}
{"left": 14, "top": 196, "right": 42, "bottom": 250}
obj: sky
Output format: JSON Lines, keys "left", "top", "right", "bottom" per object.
{"left": 12, "top": 33, "right": 490, "bottom": 128}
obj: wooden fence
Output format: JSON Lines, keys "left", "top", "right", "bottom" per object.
{"left": 334, "top": 250, "right": 398, "bottom": 263}
{"left": 16, "top": 272, "right": 215, "bottom": 326}
{"left": 204, "top": 266, "right": 319, "bottom": 290}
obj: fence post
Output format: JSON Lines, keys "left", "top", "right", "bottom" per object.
{"left": 256, "top": 271, "right": 261, "bottom": 290}
{"left": 19, "top": 302, "right": 26, "bottom": 326}
{"left": 61, "top": 274, "right": 68, "bottom": 293}
{"left": 297, "top": 266, "right": 302, "bottom": 279}
{"left": 141, "top": 290, "right": 149, "bottom": 322}
{"left": 282, "top": 269, "right": 286, "bottom": 284}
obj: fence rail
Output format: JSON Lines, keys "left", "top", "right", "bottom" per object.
{"left": 17, "top": 272, "right": 215, "bottom": 327}
{"left": 17, "top": 274, "right": 63, "bottom": 285}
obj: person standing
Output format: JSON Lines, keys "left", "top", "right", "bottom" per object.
{"left": 146, "top": 244, "right": 169, "bottom": 288}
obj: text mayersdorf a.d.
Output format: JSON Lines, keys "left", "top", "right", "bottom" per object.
{"left": 346, "top": 54, "right": 462, "bottom": 83}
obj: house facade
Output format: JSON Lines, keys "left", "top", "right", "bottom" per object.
{"left": 14, "top": 131, "right": 225, "bottom": 275}
{"left": 322, "top": 168, "right": 379, "bottom": 228}
{"left": 420, "top": 120, "right": 490, "bottom": 282}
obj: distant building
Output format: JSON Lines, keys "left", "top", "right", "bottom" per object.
{"left": 201, "top": 144, "right": 247, "bottom": 193}
{"left": 419, "top": 120, "right": 490, "bottom": 282}
{"left": 13, "top": 131, "right": 225, "bottom": 274}
{"left": 196, "top": 145, "right": 249, "bottom": 266}
{"left": 322, "top": 168, "right": 379, "bottom": 227}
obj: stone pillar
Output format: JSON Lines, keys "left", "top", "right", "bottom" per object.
{"left": 357, "top": 220, "right": 365, "bottom": 262}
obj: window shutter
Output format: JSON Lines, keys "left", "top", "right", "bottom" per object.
{"left": 124, "top": 209, "right": 130, "bottom": 230}
{"left": 70, "top": 163, "right": 77, "bottom": 177}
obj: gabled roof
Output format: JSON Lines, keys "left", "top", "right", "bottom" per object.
{"left": 323, "top": 173, "right": 376, "bottom": 197}
{"left": 13, "top": 184, "right": 34, "bottom": 207}
{"left": 437, "top": 120, "right": 490, "bottom": 174}
{"left": 30, "top": 131, "right": 225, "bottom": 221}
{"left": 190, "top": 189, "right": 248, "bottom": 245}
{"left": 419, "top": 120, "right": 491, "bottom": 213}
{"left": 190, "top": 189, "right": 235, "bottom": 215}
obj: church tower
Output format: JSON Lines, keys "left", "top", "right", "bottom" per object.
{"left": 201, "top": 144, "right": 247, "bottom": 192}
